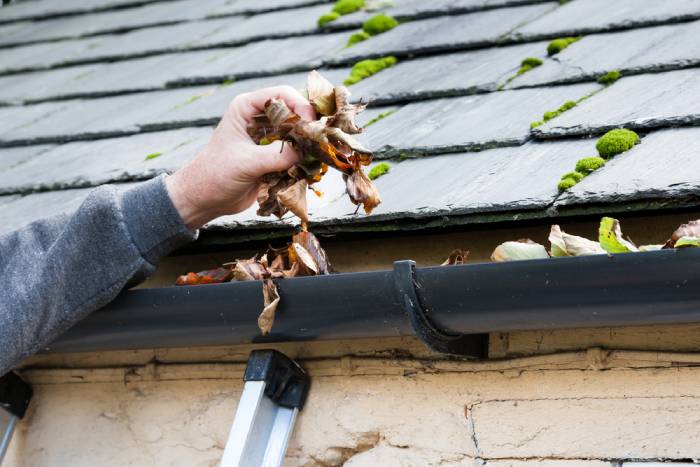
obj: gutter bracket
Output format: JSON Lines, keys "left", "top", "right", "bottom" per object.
{"left": 393, "top": 260, "right": 488, "bottom": 359}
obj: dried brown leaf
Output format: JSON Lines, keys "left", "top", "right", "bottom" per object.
{"left": 345, "top": 169, "right": 382, "bottom": 214}
{"left": 175, "top": 267, "right": 233, "bottom": 285}
{"left": 289, "top": 231, "right": 331, "bottom": 275}
{"left": 327, "top": 86, "right": 366, "bottom": 135}
{"left": 233, "top": 258, "right": 268, "bottom": 281}
{"left": 664, "top": 219, "right": 700, "bottom": 248}
{"left": 258, "top": 279, "right": 280, "bottom": 335}
{"left": 442, "top": 249, "right": 469, "bottom": 266}
{"left": 277, "top": 179, "right": 309, "bottom": 225}
{"left": 307, "top": 70, "right": 336, "bottom": 116}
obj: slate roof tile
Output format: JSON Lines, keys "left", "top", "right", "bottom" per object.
{"left": 556, "top": 127, "right": 700, "bottom": 208}
{"left": 360, "top": 83, "right": 600, "bottom": 157}
{"left": 511, "top": 0, "right": 700, "bottom": 39}
{"left": 328, "top": 3, "right": 557, "bottom": 64}
{"left": 506, "top": 21, "right": 700, "bottom": 89}
{"left": 533, "top": 68, "right": 700, "bottom": 138}
{"left": 0, "top": 0, "right": 699, "bottom": 242}
{"left": 0, "top": 128, "right": 211, "bottom": 194}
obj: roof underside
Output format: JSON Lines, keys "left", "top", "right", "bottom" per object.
{"left": 0, "top": 0, "right": 699, "bottom": 244}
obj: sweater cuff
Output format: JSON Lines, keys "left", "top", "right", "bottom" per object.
{"left": 119, "top": 175, "right": 198, "bottom": 265}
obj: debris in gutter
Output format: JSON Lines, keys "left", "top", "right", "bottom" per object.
{"left": 175, "top": 231, "right": 331, "bottom": 334}
{"left": 491, "top": 239, "right": 549, "bottom": 262}
{"left": 176, "top": 71, "right": 380, "bottom": 335}
{"left": 442, "top": 249, "right": 468, "bottom": 265}
{"left": 487, "top": 217, "right": 700, "bottom": 262}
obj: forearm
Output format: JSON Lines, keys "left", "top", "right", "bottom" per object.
{"left": 0, "top": 175, "right": 196, "bottom": 374}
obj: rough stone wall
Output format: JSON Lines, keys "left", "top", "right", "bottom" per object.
{"left": 6, "top": 347, "right": 700, "bottom": 467}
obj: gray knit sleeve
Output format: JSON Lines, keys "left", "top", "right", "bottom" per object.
{"left": 0, "top": 175, "right": 197, "bottom": 374}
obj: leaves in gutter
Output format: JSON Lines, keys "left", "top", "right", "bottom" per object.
{"left": 175, "top": 72, "right": 383, "bottom": 335}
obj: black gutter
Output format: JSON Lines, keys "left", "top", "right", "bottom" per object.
{"left": 48, "top": 248, "right": 700, "bottom": 358}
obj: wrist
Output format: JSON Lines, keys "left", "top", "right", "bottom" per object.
{"left": 165, "top": 168, "right": 216, "bottom": 231}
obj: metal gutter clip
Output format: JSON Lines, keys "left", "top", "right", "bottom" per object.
{"left": 393, "top": 260, "right": 488, "bottom": 358}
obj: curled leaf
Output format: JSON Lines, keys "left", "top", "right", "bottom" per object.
{"left": 345, "top": 169, "right": 382, "bottom": 214}
{"left": 277, "top": 179, "right": 309, "bottom": 226}
{"left": 674, "top": 237, "right": 700, "bottom": 248}
{"left": 307, "top": 70, "right": 336, "bottom": 116}
{"left": 291, "top": 231, "right": 331, "bottom": 275}
{"left": 258, "top": 279, "right": 280, "bottom": 335}
{"left": 491, "top": 239, "right": 549, "bottom": 262}
{"left": 664, "top": 219, "right": 700, "bottom": 248}
{"left": 549, "top": 225, "right": 605, "bottom": 257}
{"left": 327, "top": 86, "right": 366, "bottom": 135}
{"left": 442, "top": 249, "right": 469, "bottom": 266}
{"left": 598, "top": 217, "right": 637, "bottom": 253}
{"left": 174, "top": 267, "right": 233, "bottom": 285}
{"left": 233, "top": 258, "right": 268, "bottom": 281}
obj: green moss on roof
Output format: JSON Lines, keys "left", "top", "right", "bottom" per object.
{"left": 547, "top": 36, "right": 581, "bottom": 56}
{"left": 344, "top": 56, "right": 397, "bottom": 86}
{"left": 597, "top": 70, "right": 621, "bottom": 85}
{"left": 364, "top": 109, "right": 395, "bottom": 127}
{"left": 144, "top": 152, "right": 162, "bottom": 161}
{"left": 575, "top": 156, "right": 605, "bottom": 174}
{"left": 561, "top": 171, "right": 584, "bottom": 183}
{"left": 368, "top": 162, "right": 391, "bottom": 180}
{"left": 557, "top": 176, "right": 579, "bottom": 192}
{"left": 362, "top": 13, "right": 398, "bottom": 36}
{"left": 518, "top": 57, "right": 543, "bottom": 75}
{"left": 221, "top": 79, "right": 234, "bottom": 86}
{"left": 332, "top": 0, "right": 365, "bottom": 15}
{"left": 596, "top": 128, "right": 639, "bottom": 159}
{"left": 530, "top": 120, "right": 544, "bottom": 129}
{"left": 347, "top": 31, "right": 370, "bottom": 47}
{"left": 318, "top": 11, "right": 340, "bottom": 27}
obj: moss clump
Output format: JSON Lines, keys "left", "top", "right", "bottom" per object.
{"left": 558, "top": 177, "right": 579, "bottom": 192}
{"left": 362, "top": 13, "right": 398, "bottom": 35}
{"left": 364, "top": 109, "right": 395, "bottom": 127}
{"left": 368, "top": 162, "right": 391, "bottom": 180}
{"left": 347, "top": 31, "right": 370, "bottom": 46}
{"left": 530, "top": 120, "right": 544, "bottom": 129}
{"left": 597, "top": 70, "right": 621, "bottom": 85}
{"left": 221, "top": 79, "right": 234, "bottom": 86}
{"left": 561, "top": 171, "right": 584, "bottom": 183}
{"left": 547, "top": 36, "right": 581, "bottom": 56}
{"left": 575, "top": 156, "right": 606, "bottom": 174}
{"left": 344, "top": 56, "right": 397, "bottom": 86}
{"left": 595, "top": 128, "right": 639, "bottom": 159}
{"left": 144, "top": 152, "right": 162, "bottom": 161}
{"left": 318, "top": 11, "right": 340, "bottom": 27}
{"left": 332, "top": 0, "right": 365, "bottom": 15}
{"left": 517, "top": 57, "right": 543, "bottom": 75}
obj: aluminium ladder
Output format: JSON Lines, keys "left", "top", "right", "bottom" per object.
{"left": 0, "top": 372, "right": 32, "bottom": 466}
{"left": 220, "top": 349, "right": 310, "bottom": 467}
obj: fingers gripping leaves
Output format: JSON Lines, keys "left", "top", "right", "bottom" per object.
{"left": 247, "top": 71, "right": 381, "bottom": 229}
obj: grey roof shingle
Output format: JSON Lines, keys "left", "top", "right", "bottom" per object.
{"left": 1, "top": 0, "right": 699, "bottom": 242}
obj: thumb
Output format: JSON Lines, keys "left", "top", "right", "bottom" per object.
{"left": 254, "top": 140, "right": 301, "bottom": 174}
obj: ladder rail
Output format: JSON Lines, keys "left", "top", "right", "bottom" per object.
{"left": 219, "top": 350, "right": 310, "bottom": 467}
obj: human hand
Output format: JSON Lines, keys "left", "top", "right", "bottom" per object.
{"left": 165, "top": 86, "right": 316, "bottom": 230}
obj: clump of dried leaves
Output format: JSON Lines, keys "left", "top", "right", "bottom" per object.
{"left": 176, "top": 231, "right": 330, "bottom": 334}
{"left": 248, "top": 70, "right": 381, "bottom": 228}
{"left": 176, "top": 72, "right": 379, "bottom": 335}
